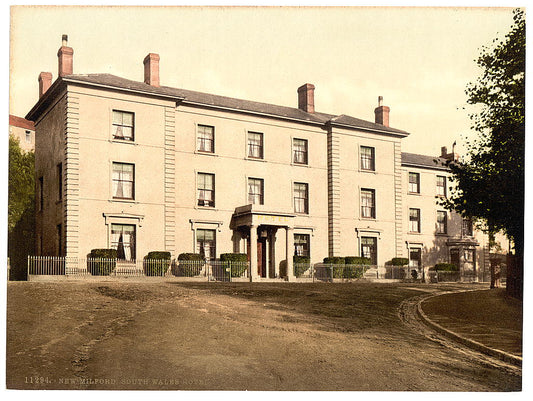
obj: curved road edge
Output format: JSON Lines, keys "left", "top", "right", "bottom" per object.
{"left": 415, "top": 289, "right": 522, "bottom": 368}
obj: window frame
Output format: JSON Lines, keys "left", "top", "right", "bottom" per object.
{"left": 197, "top": 172, "right": 215, "bottom": 208}
{"left": 361, "top": 188, "right": 376, "bottom": 219}
{"left": 436, "top": 175, "right": 447, "bottom": 197}
{"left": 196, "top": 124, "right": 215, "bottom": 153}
{"left": 436, "top": 210, "right": 448, "bottom": 234}
{"left": 409, "top": 172, "right": 420, "bottom": 194}
{"left": 293, "top": 138, "right": 308, "bottom": 165}
{"left": 360, "top": 146, "right": 376, "bottom": 172}
{"left": 110, "top": 223, "right": 137, "bottom": 261}
{"left": 112, "top": 110, "right": 135, "bottom": 142}
{"left": 409, "top": 208, "right": 421, "bottom": 233}
{"left": 112, "top": 162, "right": 135, "bottom": 200}
{"left": 247, "top": 131, "right": 264, "bottom": 159}
{"left": 248, "top": 177, "right": 264, "bottom": 205}
{"left": 360, "top": 236, "right": 378, "bottom": 265}
{"left": 293, "top": 182, "right": 309, "bottom": 214}
{"left": 462, "top": 218, "right": 474, "bottom": 237}
{"left": 294, "top": 233, "right": 310, "bottom": 258}
{"left": 196, "top": 228, "right": 216, "bottom": 260}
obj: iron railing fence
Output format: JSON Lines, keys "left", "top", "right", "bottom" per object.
{"left": 27, "top": 256, "right": 249, "bottom": 281}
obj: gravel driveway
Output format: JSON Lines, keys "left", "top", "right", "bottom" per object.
{"left": 6, "top": 281, "right": 521, "bottom": 391}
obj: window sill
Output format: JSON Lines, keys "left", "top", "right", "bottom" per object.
{"left": 408, "top": 192, "right": 421, "bottom": 196}
{"left": 110, "top": 139, "right": 137, "bottom": 145}
{"left": 245, "top": 157, "right": 267, "bottom": 163}
{"left": 360, "top": 169, "right": 377, "bottom": 174}
{"left": 195, "top": 150, "right": 218, "bottom": 157}
{"left": 195, "top": 205, "right": 218, "bottom": 211}
{"left": 294, "top": 212, "right": 310, "bottom": 216}
{"left": 361, "top": 217, "right": 377, "bottom": 221}
{"left": 291, "top": 162, "right": 309, "bottom": 168}
{"left": 408, "top": 232, "right": 422, "bottom": 235}
{"left": 109, "top": 198, "right": 138, "bottom": 204}
{"left": 436, "top": 233, "right": 449, "bottom": 237}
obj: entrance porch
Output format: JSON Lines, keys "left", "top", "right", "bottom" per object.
{"left": 231, "top": 205, "right": 296, "bottom": 282}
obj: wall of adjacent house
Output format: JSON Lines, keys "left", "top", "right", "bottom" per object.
{"left": 34, "top": 92, "right": 68, "bottom": 256}
{"left": 9, "top": 124, "right": 35, "bottom": 152}
{"left": 173, "top": 104, "right": 330, "bottom": 264}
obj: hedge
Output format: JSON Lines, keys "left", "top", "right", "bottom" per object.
{"left": 177, "top": 253, "right": 204, "bottom": 261}
{"left": 294, "top": 255, "right": 311, "bottom": 277}
{"left": 323, "top": 257, "right": 345, "bottom": 265}
{"left": 433, "top": 263, "right": 458, "bottom": 271}
{"left": 144, "top": 251, "right": 171, "bottom": 276}
{"left": 220, "top": 253, "right": 248, "bottom": 277}
{"left": 87, "top": 249, "right": 117, "bottom": 276}
{"left": 175, "top": 253, "right": 204, "bottom": 276}
{"left": 344, "top": 256, "right": 371, "bottom": 265}
{"left": 390, "top": 257, "right": 409, "bottom": 266}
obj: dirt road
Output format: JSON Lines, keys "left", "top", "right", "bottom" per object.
{"left": 6, "top": 281, "right": 521, "bottom": 391}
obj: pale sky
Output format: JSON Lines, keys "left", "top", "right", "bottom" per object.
{"left": 9, "top": 5, "right": 517, "bottom": 157}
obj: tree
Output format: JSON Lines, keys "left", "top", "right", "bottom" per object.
{"left": 441, "top": 9, "right": 525, "bottom": 298}
{"left": 8, "top": 135, "right": 35, "bottom": 280}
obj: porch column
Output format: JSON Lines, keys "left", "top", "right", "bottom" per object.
{"left": 271, "top": 229, "right": 277, "bottom": 278}
{"left": 250, "top": 225, "right": 259, "bottom": 282}
{"left": 285, "top": 227, "right": 295, "bottom": 281}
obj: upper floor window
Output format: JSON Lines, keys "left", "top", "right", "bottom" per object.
{"left": 436, "top": 175, "right": 447, "bottom": 197}
{"left": 436, "top": 211, "right": 448, "bottom": 234}
{"left": 294, "top": 234, "right": 310, "bottom": 257}
{"left": 409, "top": 172, "right": 420, "bottom": 194}
{"left": 25, "top": 130, "right": 32, "bottom": 143}
{"left": 112, "top": 110, "right": 134, "bottom": 142}
{"left": 197, "top": 173, "right": 215, "bottom": 207}
{"left": 247, "top": 132, "right": 264, "bottom": 159}
{"left": 293, "top": 182, "right": 309, "bottom": 214}
{"left": 462, "top": 218, "right": 474, "bottom": 237}
{"left": 248, "top": 177, "right": 264, "bottom": 205}
{"left": 112, "top": 162, "right": 135, "bottom": 200}
{"left": 57, "top": 163, "right": 63, "bottom": 201}
{"left": 361, "top": 188, "right": 376, "bottom": 219}
{"left": 409, "top": 208, "right": 421, "bottom": 233}
{"left": 197, "top": 124, "right": 214, "bottom": 153}
{"left": 293, "top": 138, "right": 308, "bottom": 165}
{"left": 360, "top": 146, "right": 375, "bottom": 171}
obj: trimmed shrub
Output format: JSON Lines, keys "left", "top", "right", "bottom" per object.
{"left": 144, "top": 251, "right": 171, "bottom": 276}
{"left": 293, "top": 255, "right": 311, "bottom": 277}
{"left": 434, "top": 262, "right": 458, "bottom": 271}
{"left": 220, "top": 253, "right": 248, "bottom": 277}
{"left": 87, "top": 249, "right": 117, "bottom": 276}
{"left": 323, "top": 257, "right": 345, "bottom": 265}
{"left": 344, "top": 256, "right": 371, "bottom": 265}
{"left": 175, "top": 253, "right": 204, "bottom": 276}
{"left": 390, "top": 257, "right": 409, "bottom": 266}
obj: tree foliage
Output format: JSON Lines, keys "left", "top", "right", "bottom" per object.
{"left": 8, "top": 135, "right": 35, "bottom": 280}
{"left": 442, "top": 9, "right": 525, "bottom": 255}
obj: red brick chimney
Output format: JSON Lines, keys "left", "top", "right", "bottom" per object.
{"left": 57, "top": 34, "right": 73, "bottom": 77}
{"left": 38, "top": 72, "right": 53, "bottom": 98}
{"left": 143, "top": 53, "right": 160, "bottom": 87}
{"left": 297, "top": 83, "right": 315, "bottom": 113}
{"left": 374, "top": 96, "right": 390, "bottom": 127}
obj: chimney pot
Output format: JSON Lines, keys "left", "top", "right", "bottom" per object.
{"left": 297, "top": 83, "right": 315, "bottom": 113}
{"left": 38, "top": 72, "right": 53, "bottom": 98}
{"left": 143, "top": 53, "right": 160, "bottom": 87}
{"left": 441, "top": 146, "right": 448, "bottom": 157}
{"left": 374, "top": 96, "right": 390, "bottom": 127}
{"left": 57, "top": 35, "right": 73, "bottom": 77}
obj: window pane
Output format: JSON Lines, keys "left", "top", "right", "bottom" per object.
{"left": 113, "top": 111, "right": 134, "bottom": 141}
{"left": 112, "top": 163, "right": 134, "bottom": 199}
{"left": 248, "top": 132, "right": 263, "bottom": 158}
{"left": 293, "top": 139, "right": 308, "bottom": 164}
{"left": 361, "top": 146, "right": 375, "bottom": 171}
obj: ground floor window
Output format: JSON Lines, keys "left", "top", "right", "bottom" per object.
{"left": 409, "top": 248, "right": 421, "bottom": 268}
{"left": 111, "top": 224, "right": 136, "bottom": 261}
{"left": 197, "top": 229, "right": 216, "bottom": 260}
{"left": 294, "top": 234, "right": 310, "bottom": 257}
{"left": 361, "top": 237, "right": 377, "bottom": 265}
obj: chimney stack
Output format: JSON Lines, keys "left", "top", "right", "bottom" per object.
{"left": 57, "top": 34, "right": 73, "bottom": 77}
{"left": 297, "top": 83, "right": 315, "bottom": 113}
{"left": 38, "top": 72, "right": 53, "bottom": 98}
{"left": 143, "top": 53, "right": 160, "bottom": 87}
{"left": 374, "top": 96, "right": 390, "bottom": 127}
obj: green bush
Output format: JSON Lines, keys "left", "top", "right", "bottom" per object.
{"left": 87, "top": 249, "right": 117, "bottom": 276}
{"left": 323, "top": 257, "right": 345, "bottom": 265}
{"left": 220, "top": 253, "right": 248, "bottom": 277}
{"left": 434, "top": 262, "right": 458, "bottom": 271}
{"left": 343, "top": 265, "right": 364, "bottom": 279}
{"left": 390, "top": 258, "right": 409, "bottom": 266}
{"left": 293, "top": 256, "right": 311, "bottom": 277}
{"left": 344, "top": 256, "right": 371, "bottom": 265}
{"left": 144, "top": 251, "right": 171, "bottom": 276}
{"left": 175, "top": 253, "right": 204, "bottom": 276}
